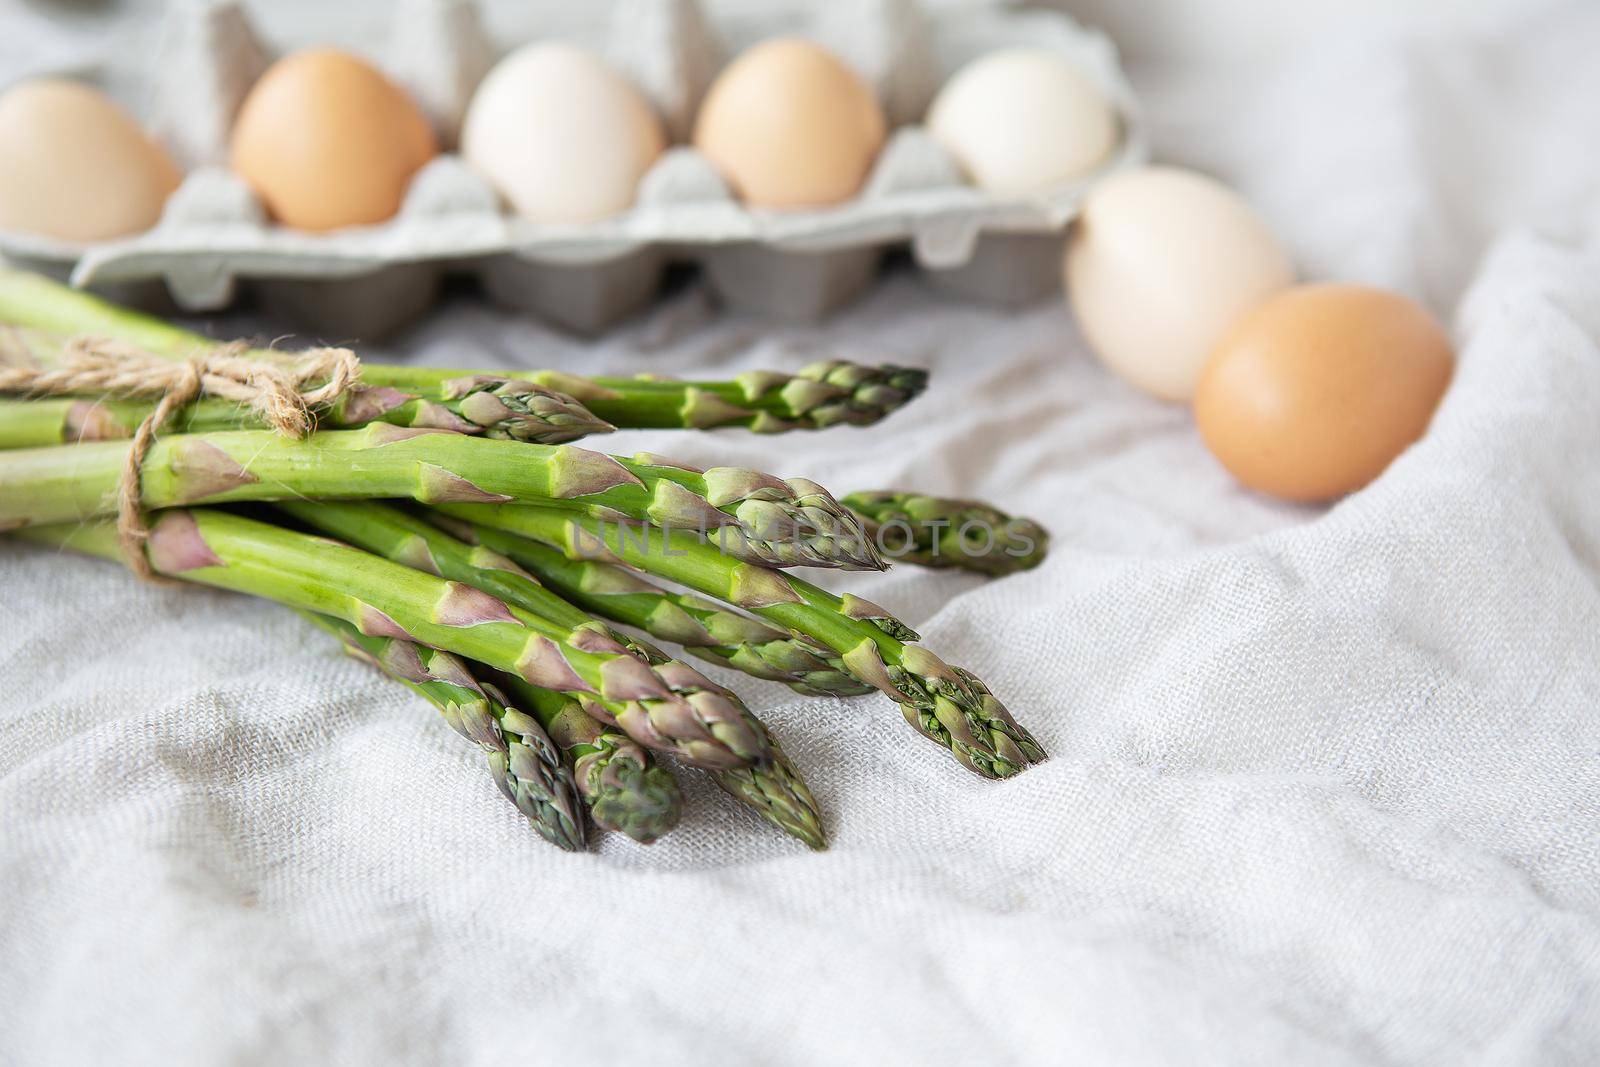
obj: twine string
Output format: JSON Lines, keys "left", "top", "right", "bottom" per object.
{"left": 0, "top": 335, "right": 360, "bottom": 580}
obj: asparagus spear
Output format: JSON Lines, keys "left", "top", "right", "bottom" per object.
{"left": 299, "top": 610, "right": 587, "bottom": 851}
{"left": 488, "top": 675, "right": 683, "bottom": 845}
{"left": 16, "top": 509, "right": 769, "bottom": 772}
{"left": 437, "top": 504, "right": 1047, "bottom": 780}
{"left": 493, "top": 675, "right": 820, "bottom": 850}
{"left": 370, "top": 361, "right": 928, "bottom": 434}
{"left": 0, "top": 326, "right": 614, "bottom": 447}
{"left": 445, "top": 517, "right": 872, "bottom": 698}
{"left": 0, "top": 426, "right": 882, "bottom": 570}
{"left": 841, "top": 491, "right": 1050, "bottom": 577}
{"left": 0, "top": 270, "right": 924, "bottom": 433}
{"left": 273, "top": 498, "right": 771, "bottom": 770}
{"left": 276, "top": 500, "right": 827, "bottom": 847}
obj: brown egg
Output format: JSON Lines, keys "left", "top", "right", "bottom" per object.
{"left": 230, "top": 49, "right": 437, "bottom": 232}
{"left": 693, "top": 38, "right": 887, "bottom": 209}
{"left": 1195, "top": 284, "right": 1454, "bottom": 502}
{"left": 0, "top": 79, "right": 181, "bottom": 242}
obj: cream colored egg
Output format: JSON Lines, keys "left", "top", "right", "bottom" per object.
{"left": 230, "top": 50, "right": 437, "bottom": 233}
{"left": 1065, "top": 166, "right": 1294, "bottom": 401}
{"left": 693, "top": 38, "right": 887, "bottom": 210}
{"left": 0, "top": 79, "right": 181, "bottom": 242}
{"left": 928, "top": 48, "right": 1117, "bottom": 195}
{"left": 462, "top": 43, "right": 666, "bottom": 225}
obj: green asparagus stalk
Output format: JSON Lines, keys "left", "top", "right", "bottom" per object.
{"left": 841, "top": 491, "right": 1050, "bottom": 577}
{"left": 488, "top": 675, "right": 683, "bottom": 844}
{"left": 0, "top": 328, "right": 614, "bottom": 446}
{"left": 372, "top": 361, "right": 928, "bottom": 434}
{"left": 0, "top": 426, "right": 882, "bottom": 570}
{"left": 0, "top": 270, "right": 924, "bottom": 433}
{"left": 299, "top": 610, "right": 586, "bottom": 851}
{"left": 276, "top": 500, "right": 826, "bottom": 847}
{"left": 444, "top": 517, "right": 872, "bottom": 698}
{"left": 15, "top": 509, "right": 772, "bottom": 771}
{"left": 436, "top": 504, "right": 1047, "bottom": 780}
{"left": 274, "top": 499, "right": 771, "bottom": 770}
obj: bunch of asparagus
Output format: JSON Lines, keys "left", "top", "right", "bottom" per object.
{"left": 0, "top": 269, "right": 1048, "bottom": 852}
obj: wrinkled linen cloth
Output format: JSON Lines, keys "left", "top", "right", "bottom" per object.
{"left": 3, "top": 4, "right": 1600, "bottom": 1065}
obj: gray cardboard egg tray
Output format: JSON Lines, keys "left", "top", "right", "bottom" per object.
{"left": 0, "top": 0, "right": 1148, "bottom": 338}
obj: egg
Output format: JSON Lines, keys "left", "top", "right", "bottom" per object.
{"left": 0, "top": 79, "right": 181, "bottom": 242}
{"left": 1195, "top": 284, "right": 1454, "bottom": 502}
{"left": 927, "top": 48, "right": 1117, "bottom": 195}
{"left": 693, "top": 38, "right": 887, "bottom": 209}
{"left": 461, "top": 43, "right": 666, "bottom": 225}
{"left": 1065, "top": 166, "right": 1295, "bottom": 401}
{"left": 230, "top": 49, "right": 437, "bottom": 232}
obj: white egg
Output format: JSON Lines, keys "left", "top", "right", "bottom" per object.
{"left": 927, "top": 48, "right": 1117, "bottom": 195}
{"left": 1064, "top": 166, "right": 1295, "bottom": 401}
{"left": 461, "top": 42, "right": 666, "bottom": 224}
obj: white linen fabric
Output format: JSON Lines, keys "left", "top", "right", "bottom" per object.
{"left": 2, "top": 4, "right": 1599, "bottom": 1064}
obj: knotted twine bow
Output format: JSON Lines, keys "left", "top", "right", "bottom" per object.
{"left": 0, "top": 333, "right": 360, "bottom": 580}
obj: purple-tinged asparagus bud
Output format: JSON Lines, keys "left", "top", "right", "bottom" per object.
{"left": 416, "top": 463, "right": 514, "bottom": 504}
{"left": 529, "top": 369, "right": 623, "bottom": 403}
{"left": 374, "top": 639, "right": 431, "bottom": 685}
{"left": 391, "top": 534, "right": 441, "bottom": 575}
{"left": 167, "top": 440, "right": 260, "bottom": 503}
{"left": 897, "top": 645, "right": 962, "bottom": 686}
{"left": 840, "top": 594, "right": 919, "bottom": 642}
{"left": 646, "top": 480, "right": 739, "bottom": 529}
{"left": 727, "top": 564, "right": 802, "bottom": 609}
{"left": 146, "top": 510, "right": 223, "bottom": 573}
{"left": 779, "top": 376, "right": 848, "bottom": 414}
{"left": 65, "top": 401, "right": 128, "bottom": 442}
{"left": 841, "top": 638, "right": 900, "bottom": 700}
{"left": 337, "top": 386, "right": 415, "bottom": 425}
{"left": 642, "top": 602, "right": 716, "bottom": 647}
{"left": 747, "top": 413, "right": 801, "bottom": 434}
{"left": 734, "top": 370, "right": 790, "bottom": 399}
{"left": 515, "top": 634, "right": 591, "bottom": 692}
{"left": 926, "top": 695, "right": 982, "bottom": 750}
{"left": 567, "top": 624, "right": 630, "bottom": 657}
{"left": 577, "top": 565, "right": 655, "bottom": 596}
{"left": 697, "top": 605, "right": 789, "bottom": 645}
{"left": 701, "top": 467, "right": 791, "bottom": 507}
{"left": 566, "top": 522, "right": 625, "bottom": 564}
{"left": 547, "top": 446, "right": 642, "bottom": 498}
{"left": 681, "top": 387, "right": 750, "bottom": 429}
{"left": 631, "top": 452, "right": 703, "bottom": 474}
{"left": 464, "top": 545, "right": 534, "bottom": 580}
{"left": 409, "top": 401, "right": 478, "bottom": 433}
{"left": 599, "top": 657, "right": 671, "bottom": 702}
{"left": 432, "top": 582, "right": 519, "bottom": 627}
{"left": 353, "top": 602, "right": 413, "bottom": 640}
{"left": 455, "top": 390, "right": 514, "bottom": 427}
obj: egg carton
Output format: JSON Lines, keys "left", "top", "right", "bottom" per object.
{"left": 0, "top": 0, "right": 1147, "bottom": 338}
